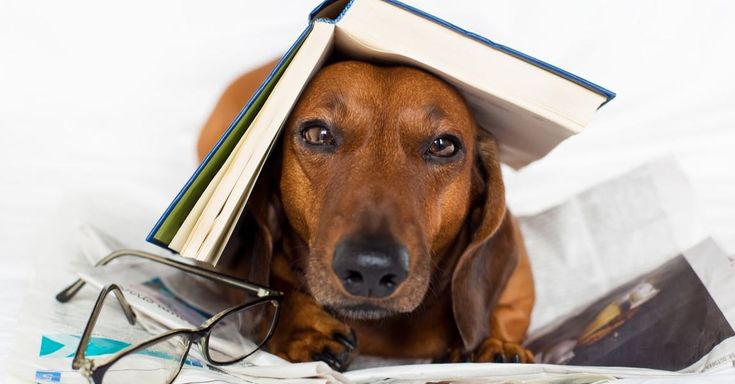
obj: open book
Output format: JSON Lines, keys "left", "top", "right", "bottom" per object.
{"left": 147, "top": 0, "right": 615, "bottom": 264}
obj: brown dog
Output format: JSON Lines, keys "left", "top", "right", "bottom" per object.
{"left": 198, "top": 59, "right": 535, "bottom": 370}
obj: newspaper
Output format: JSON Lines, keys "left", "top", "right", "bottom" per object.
{"left": 75, "top": 239, "right": 735, "bottom": 383}
{"left": 7, "top": 157, "right": 735, "bottom": 383}
{"left": 6, "top": 224, "right": 344, "bottom": 384}
{"left": 516, "top": 156, "right": 710, "bottom": 333}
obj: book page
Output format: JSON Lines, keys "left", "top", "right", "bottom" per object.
{"left": 335, "top": 0, "right": 608, "bottom": 168}
{"left": 169, "top": 145, "right": 238, "bottom": 252}
{"left": 194, "top": 22, "right": 336, "bottom": 263}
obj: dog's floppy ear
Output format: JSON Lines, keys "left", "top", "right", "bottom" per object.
{"left": 217, "top": 145, "right": 284, "bottom": 286}
{"left": 451, "top": 131, "right": 520, "bottom": 352}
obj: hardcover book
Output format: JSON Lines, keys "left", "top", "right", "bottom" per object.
{"left": 147, "top": 0, "right": 615, "bottom": 264}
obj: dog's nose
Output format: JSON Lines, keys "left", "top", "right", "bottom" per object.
{"left": 332, "top": 235, "right": 409, "bottom": 298}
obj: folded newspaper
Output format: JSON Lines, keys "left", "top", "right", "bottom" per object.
{"left": 8, "top": 157, "right": 735, "bottom": 383}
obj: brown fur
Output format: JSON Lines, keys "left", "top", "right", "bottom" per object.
{"left": 199, "top": 58, "right": 535, "bottom": 369}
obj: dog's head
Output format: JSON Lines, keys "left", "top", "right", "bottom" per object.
{"left": 252, "top": 61, "right": 514, "bottom": 350}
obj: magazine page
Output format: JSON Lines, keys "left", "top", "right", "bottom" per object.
{"left": 77, "top": 263, "right": 266, "bottom": 358}
{"left": 684, "top": 240, "right": 735, "bottom": 337}
{"left": 6, "top": 253, "right": 221, "bottom": 383}
{"left": 526, "top": 239, "right": 735, "bottom": 371}
{"left": 681, "top": 239, "right": 735, "bottom": 373}
{"left": 77, "top": 261, "right": 351, "bottom": 382}
{"left": 10, "top": 274, "right": 344, "bottom": 384}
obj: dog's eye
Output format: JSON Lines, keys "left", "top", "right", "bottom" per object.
{"left": 301, "top": 125, "right": 335, "bottom": 146}
{"left": 426, "top": 136, "right": 460, "bottom": 158}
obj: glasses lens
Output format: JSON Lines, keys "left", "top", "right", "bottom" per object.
{"left": 206, "top": 299, "right": 279, "bottom": 364}
{"left": 102, "top": 333, "right": 190, "bottom": 384}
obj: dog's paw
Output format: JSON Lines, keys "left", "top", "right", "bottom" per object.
{"left": 272, "top": 324, "right": 357, "bottom": 371}
{"left": 438, "top": 338, "right": 534, "bottom": 364}
{"left": 471, "top": 338, "right": 534, "bottom": 363}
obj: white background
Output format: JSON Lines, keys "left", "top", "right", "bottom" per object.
{"left": 2, "top": 0, "right": 735, "bottom": 372}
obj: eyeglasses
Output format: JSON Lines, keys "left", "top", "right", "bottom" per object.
{"left": 56, "top": 249, "right": 284, "bottom": 384}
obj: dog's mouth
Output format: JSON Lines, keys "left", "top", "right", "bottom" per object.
{"left": 326, "top": 303, "right": 395, "bottom": 320}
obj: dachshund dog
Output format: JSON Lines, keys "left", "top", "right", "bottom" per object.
{"left": 198, "top": 59, "right": 535, "bottom": 370}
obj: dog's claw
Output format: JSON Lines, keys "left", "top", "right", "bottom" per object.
{"left": 470, "top": 338, "right": 534, "bottom": 363}
{"left": 441, "top": 339, "right": 534, "bottom": 364}
{"left": 333, "top": 330, "right": 357, "bottom": 351}
{"left": 271, "top": 321, "right": 356, "bottom": 371}
{"left": 311, "top": 330, "right": 356, "bottom": 372}
{"left": 313, "top": 348, "right": 343, "bottom": 371}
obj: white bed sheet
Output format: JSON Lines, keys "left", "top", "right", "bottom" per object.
{"left": 1, "top": 0, "right": 734, "bottom": 380}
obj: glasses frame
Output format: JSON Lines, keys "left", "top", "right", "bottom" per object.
{"left": 55, "top": 249, "right": 284, "bottom": 384}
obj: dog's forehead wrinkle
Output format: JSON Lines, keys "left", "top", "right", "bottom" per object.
{"left": 315, "top": 90, "right": 371, "bottom": 123}
{"left": 425, "top": 103, "right": 447, "bottom": 123}
{"left": 321, "top": 90, "right": 346, "bottom": 112}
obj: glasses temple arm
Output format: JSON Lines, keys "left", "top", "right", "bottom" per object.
{"left": 106, "top": 250, "right": 277, "bottom": 295}
{"left": 56, "top": 278, "right": 86, "bottom": 303}
{"left": 55, "top": 250, "right": 136, "bottom": 303}
{"left": 57, "top": 249, "right": 283, "bottom": 303}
